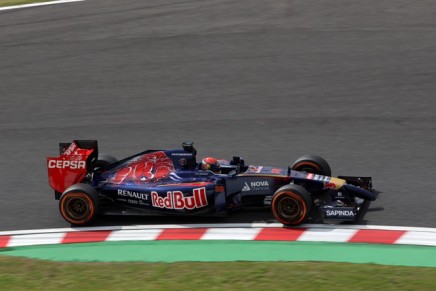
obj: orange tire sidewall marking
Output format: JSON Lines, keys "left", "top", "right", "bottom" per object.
{"left": 272, "top": 191, "right": 307, "bottom": 225}
{"left": 60, "top": 192, "right": 94, "bottom": 225}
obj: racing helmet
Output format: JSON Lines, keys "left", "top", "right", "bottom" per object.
{"left": 201, "top": 157, "right": 221, "bottom": 173}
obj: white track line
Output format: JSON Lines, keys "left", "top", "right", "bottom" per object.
{"left": 298, "top": 228, "right": 358, "bottom": 243}
{"left": 0, "top": 0, "right": 84, "bottom": 11}
{"left": 202, "top": 228, "right": 262, "bottom": 240}
{"left": 8, "top": 233, "right": 64, "bottom": 247}
{"left": 106, "top": 229, "right": 163, "bottom": 242}
{"left": 396, "top": 231, "right": 436, "bottom": 246}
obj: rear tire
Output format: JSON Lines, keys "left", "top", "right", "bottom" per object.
{"left": 292, "top": 154, "right": 331, "bottom": 176}
{"left": 59, "top": 183, "right": 99, "bottom": 225}
{"left": 271, "top": 184, "right": 313, "bottom": 225}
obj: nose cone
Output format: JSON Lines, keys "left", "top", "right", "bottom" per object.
{"left": 325, "top": 177, "right": 346, "bottom": 189}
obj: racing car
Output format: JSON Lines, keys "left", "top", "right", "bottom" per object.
{"left": 46, "top": 140, "right": 376, "bottom": 226}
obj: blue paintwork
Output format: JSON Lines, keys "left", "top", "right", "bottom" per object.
{"left": 89, "top": 147, "right": 375, "bottom": 218}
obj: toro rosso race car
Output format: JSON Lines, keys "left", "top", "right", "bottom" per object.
{"left": 47, "top": 140, "right": 376, "bottom": 226}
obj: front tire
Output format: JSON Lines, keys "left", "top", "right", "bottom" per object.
{"left": 59, "top": 183, "right": 99, "bottom": 225}
{"left": 271, "top": 184, "right": 313, "bottom": 225}
{"left": 292, "top": 154, "right": 331, "bottom": 176}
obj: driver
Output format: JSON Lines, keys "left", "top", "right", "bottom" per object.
{"left": 201, "top": 157, "right": 221, "bottom": 173}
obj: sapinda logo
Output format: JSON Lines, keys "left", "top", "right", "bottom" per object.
{"left": 326, "top": 210, "right": 355, "bottom": 217}
{"left": 48, "top": 159, "right": 86, "bottom": 169}
{"left": 151, "top": 187, "right": 208, "bottom": 210}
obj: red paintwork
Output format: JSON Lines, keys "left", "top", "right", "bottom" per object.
{"left": 61, "top": 231, "right": 112, "bottom": 244}
{"left": 46, "top": 141, "right": 95, "bottom": 193}
{"left": 162, "top": 182, "right": 213, "bottom": 187}
{"left": 111, "top": 151, "right": 175, "bottom": 184}
{"left": 156, "top": 228, "right": 208, "bottom": 240}
{"left": 0, "top": 236, "right": 11, "bottom": 248}
{"left": 349, "top": 229, "right": 406, "bottom": 244}
{"left": 255, "top": 227, "right": 307, "bottom": 241}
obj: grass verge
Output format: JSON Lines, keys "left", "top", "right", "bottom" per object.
{"left": 0, "top": 0, "right": 58, "bottom": 7}
{"left": 1, "top": 255, "right": 436, "bottom": 290}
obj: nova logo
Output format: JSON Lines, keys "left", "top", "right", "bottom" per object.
{"left": 242, "top": 181, "right": 270, "bottom": 192}
{"left": 251, "top": 181, "right": 269, "bottom": 187}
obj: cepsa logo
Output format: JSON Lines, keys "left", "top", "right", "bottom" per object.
{"left": 151, "top": 187, "right": 208, "bottom": 210}
{"left": 48, "top": 160, "right": 86, "bottom": 169}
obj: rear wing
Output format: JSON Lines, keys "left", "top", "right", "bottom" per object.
{"left": 47, "top": 140, "right": 98, "bottom": 198}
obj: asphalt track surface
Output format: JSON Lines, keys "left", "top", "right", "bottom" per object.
{"left": 1, "top": 0, "right": 436, "bottom": 231}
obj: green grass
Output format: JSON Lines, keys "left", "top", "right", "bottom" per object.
{"left": 1, "top": 256, "right": 436, "bottom": 290}
{"left": 0, "top": 0, "right": 58, "bottom": 7}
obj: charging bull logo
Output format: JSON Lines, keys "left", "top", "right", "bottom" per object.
{"left": 112, "top": 151, "right": 175, "bottom": 184}
{"left": 151, "top": 187, "right": 208, "bottom": 210}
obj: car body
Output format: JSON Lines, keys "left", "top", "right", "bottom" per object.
{"left": 47, "top": 140, "right": 376, "bottom": 225}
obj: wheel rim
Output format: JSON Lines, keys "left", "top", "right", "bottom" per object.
{"left": 64, "top": 196, "right": 91, "bottom": 220}
{"left": 277, "top": 196, "right": 301, "bottom": 220}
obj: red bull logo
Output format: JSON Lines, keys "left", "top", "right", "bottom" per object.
{"left": 151, "top": 187, "right": 208, "bottom": 210}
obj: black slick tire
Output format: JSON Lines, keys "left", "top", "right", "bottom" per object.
{"left": 292, "top": 154, "right": 331, "bottom": 176}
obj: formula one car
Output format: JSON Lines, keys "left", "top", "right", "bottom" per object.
{"left": 47, "top": 140, "right": 376, "bottom": 226}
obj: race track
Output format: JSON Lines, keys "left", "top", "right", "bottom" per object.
{"left": 1, "top": 0, "right": 436, "bottom": 231}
